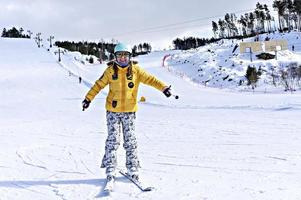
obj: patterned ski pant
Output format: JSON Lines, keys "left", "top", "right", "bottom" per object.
{"left": 101, "top": 111, "right": 140, "bottom": 175}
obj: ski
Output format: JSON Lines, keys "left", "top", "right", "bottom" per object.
{"left": 119, "top": 170, "right": 154, "bottom": 192}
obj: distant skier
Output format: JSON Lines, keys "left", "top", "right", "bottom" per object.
{"left": 82, "top": 43, "right": 172, "bottom": 182}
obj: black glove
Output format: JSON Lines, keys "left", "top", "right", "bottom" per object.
{"left": 82, "top": 99, "right": 91, "bottom": 111}
{"left": 163, "top": 86, "right": 172, "bottom": 98}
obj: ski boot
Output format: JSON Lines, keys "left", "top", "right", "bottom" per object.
{"left": 127, "top": 167, "right": 139, "bottom": 181}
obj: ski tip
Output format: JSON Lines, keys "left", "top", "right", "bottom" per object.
{"left": 103, "top": 188, "right": 113, "bottom": 194}
{"left": 104, "top": 187, "right": 112, "bottom": 191}
{"left": 143, "top": 187, "right": 155, "bottom": 192}
{"left": 100, "top": 189, "right": 111, "bottom": 197}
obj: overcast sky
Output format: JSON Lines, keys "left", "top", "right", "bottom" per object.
{"left": 1, "top": 0, "right": 274, "bottom": 49}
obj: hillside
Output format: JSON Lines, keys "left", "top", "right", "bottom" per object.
{"left": 165, "top": 31, "right": 301, "bottom": 92}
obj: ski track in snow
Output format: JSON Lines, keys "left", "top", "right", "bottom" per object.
{"left": 16, "top": 151, "right": 48, "bottom": 171}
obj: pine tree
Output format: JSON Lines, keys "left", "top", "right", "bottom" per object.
{"left": 273, "top": 0, "right": 286, "bottom": 31}
{"left": 230, "top": 13, "right": 239, "bottom": 37}
{"left": 295, "top": 0, "right": 301, "bottom": 31}
{"left": 265, "top": 4, "right": 273, "bottom": 32}
{"left": 245, "top": 65, "right": 260, "bottom": 90}
{"left": 19, "top": 27, "right": 24, "bottom": 36}
{"left": 138, "top": 44, "right": 143, "bottom": 52}
{"left": 248, "top": 12, "right": 256, "bottom": 34}
{"left": 287, "top": 0, "right": 294, "bottom": 30}
{"left": 1, "top": 28, "right": 7, "bottom": 37}
{"left": 238, "top": 15, "right": 247, "bottom": 36}
{"left": 218, "top": 19, "right": 226, "bottom": 38}
{"left": 224, "top": 13, "right": 231, "bottom": 37}
{"left": 255, "top": 3, "right": 267, "bottom": 33}
{"left": 132, "top": 45, "right": 137, "bottom": 56}
{"left": 212, "top": 21, "right": 218, "bottom": 38}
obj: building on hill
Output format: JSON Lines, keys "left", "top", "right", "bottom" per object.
{"left": 240, "top": 40, "right": 288, "bottom": 53}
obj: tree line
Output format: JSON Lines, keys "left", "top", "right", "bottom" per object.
{"left": 1, "top": 26, "right": 152, "bottom": 61}
{"left": 173, "top": 0, "right": 301, "bottom": 51}
{"left": 1, "top": 27, "right": 31, "bottom": 38}
{"left": 173, "top": 37, "right": 221, "bottom": 50}
{"left": 212, "top": 0, "right": 301, "bottom": 39}
{"left": 55, "top": 41, "right": 152, "bottom": 61}
{"left": 273, "top": 0, "right": 301, "bottom": 32}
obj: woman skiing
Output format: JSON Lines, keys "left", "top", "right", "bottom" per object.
{"left": 82, "top": 43, "right": 172, "bottom": 182}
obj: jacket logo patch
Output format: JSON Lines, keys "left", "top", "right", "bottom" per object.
{"left": 128, "top": 82, "right": 134, "bottom": 88}
{"left": 112, "top": 100, "right": 117, "bottom": 108}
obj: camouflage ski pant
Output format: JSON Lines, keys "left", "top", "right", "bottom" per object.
{"left": 101, "top": 111, "right": 140, "bottom": 175}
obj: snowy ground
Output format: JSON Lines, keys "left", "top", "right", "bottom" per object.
{"left": 1, "top": 38, "right": 301, "bottom": 200}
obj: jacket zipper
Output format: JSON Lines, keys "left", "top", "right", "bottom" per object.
{"left": 121, "top": 71, "right": 126, "bottom": 111}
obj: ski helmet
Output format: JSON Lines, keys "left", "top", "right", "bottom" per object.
{"left": 114, "top": 43, "right": 131, "bottom": 54}
{"left": 114, "top": 43, "right": 131, "bottom": 67}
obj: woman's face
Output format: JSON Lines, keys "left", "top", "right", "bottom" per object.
{"left": 116, "top": 51, "right": 130, "bottom": 67}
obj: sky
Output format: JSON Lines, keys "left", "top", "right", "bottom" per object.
{"left": 0, "top": 0, "right": 274, "bottom": 49}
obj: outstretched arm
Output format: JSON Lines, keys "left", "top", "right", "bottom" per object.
{"left": 138, "top": 67, "right": 167, "bottom": 92}
{"left": 138, "top": 67, "right": 178, "bottom": 98}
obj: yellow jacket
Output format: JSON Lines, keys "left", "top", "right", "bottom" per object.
{"left": 85, "top": 61, "right": 167, "bottom": 112}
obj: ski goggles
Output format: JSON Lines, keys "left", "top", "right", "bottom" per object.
{"left": 115, "top": 52, "right": 131, "bottom": 58}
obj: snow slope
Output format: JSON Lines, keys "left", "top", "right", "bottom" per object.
{"left": 1, "top": 37, "right": 301, "bottom": 200}
{"left": 166, "top": 31, "right": 301, "bottom": 91}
